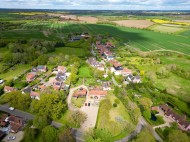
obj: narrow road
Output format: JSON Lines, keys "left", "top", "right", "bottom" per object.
{"left": 139, "top": 117, "right": 163, "bottom": 142}
{"left": 67, "top": 85, "right": 89, "bottom": 111}
{"left": 71, "top": 129, "right": 85, "bottom": 142}
{"left": 0, "top": 104, "right": 63, "bottom": 128}
{"left": 91, "top": 44, "right": 96, "bottom": 56}
{"left": 115, "top": 121, "right": 143, "bottom": 142}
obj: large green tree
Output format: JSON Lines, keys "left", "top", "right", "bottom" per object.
{"left": 84, "top": 128, "right": 113, "bottom": 142}
{"left": 69, "top": 110, "right": 87, "bottom": 127}
{"left": 58, "top": 126, "right": 75, "bottom": 142}
{"left": 33, "top": 115, "right": 50, "bottom": 130}
{"left": 40, "top": 126, "right": 58, "bottom": 142}
{"left": 167, "top": 130, "right": 189, "bottom": 142}
{"left": 132, "top": 128, "right": 156, "bottom": 142}
{"left": 30, "top": 94, "right": 67, "bottom": 119}
{"left": 3, "top": 91, "right": 31, "bottom": 110}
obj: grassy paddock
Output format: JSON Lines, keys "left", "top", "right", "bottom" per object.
{"left": 78, "top": 65, "right": 92, "bottom": 78}
{"left": 49, "top": 47, "right": 89, "bottom": 57}
{"left": 0, "top": 64, "right": 30, "bottom": 81}
{"left": 96, "top": 95, "right": 134, "bottom": 138}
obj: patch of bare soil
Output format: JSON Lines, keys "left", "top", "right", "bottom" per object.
{"left": 114, "top": 20, "right": 154, "bottom": 29}
{"left": 78, "top": 16, "right": 98, "bottom": 24}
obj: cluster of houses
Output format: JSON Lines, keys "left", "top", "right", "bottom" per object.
{"left": 3, "top": 65, "right": 70, "bottom": 101}
{"left": 160, "top": 104, "right": 190, "bottom": 131}
{"left": 0, "top": 113, "right": 24, "bottom": 135}
{"left": 94, "top": 40, "right": 141, "bottom": 83}
{"left": 87, "top": 57, "right": 105, "bottom": 71}
{"left": 95, "top": 41, "right": 115, "bottom": 61}
{"left": 52, "top": 66, "right": 69, "bottom": 91}
{"left": 26, "top": 65, "right": 47, "bottom": 83}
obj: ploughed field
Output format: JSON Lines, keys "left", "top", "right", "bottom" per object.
{"left": 1, "top": 21, "right": 190, "bottom": 55}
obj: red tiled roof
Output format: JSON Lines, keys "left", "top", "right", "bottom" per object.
{"left": 73, "top": 88, "right": 87, "bottom": 97}
{"left": 121, "top": 68, "right": 132, "bottom": 74}
{"left": 89, "top": 90, "right": 107, "bottom": 96}
{"left": 58, "top": 66, "right": 66, "bottom": 72}
{"left": 39, "top": 85, "right": 46, "bottom": 90}
{"left": 4, "top": 86, "right": 16, "bottom": 92}
{"left": 30, "top": 91, "right": 40, "bottom": 97}
{"left": 109, "top": 60, "right": 121, "bottom": 68}
{"left": 26, "top": 72, "right": 35, "bottom": 79}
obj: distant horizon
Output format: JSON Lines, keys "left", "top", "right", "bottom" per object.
{"left": 0, "top": 8, "right": 190, "bottom": 12}
{"left": 1, "top": 0, "right": 190, "bottom": 11}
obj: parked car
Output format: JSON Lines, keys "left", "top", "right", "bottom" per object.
{"left": 9, "top": 107, "right": 15, "bottom": 111}
{"left": 7, "top": 136, "right": 16, "bottom": 141}
{"left": 0, "top": 79, "right": 4, "bottom": 84}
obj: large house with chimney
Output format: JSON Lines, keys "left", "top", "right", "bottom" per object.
{"left": 160, "top": 104, "right": 190, "bottom": 131}
{"left": 89, "top": 88, "right": 107, "bottom": 100}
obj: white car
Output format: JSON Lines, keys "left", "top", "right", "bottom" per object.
{"left": 7, "top": 136, "right": 16, "bottom": 141}
{"left": 9, "top": 107, "right": 15, "bottom": 111}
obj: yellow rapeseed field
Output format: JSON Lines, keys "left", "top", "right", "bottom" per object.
{"left": 151, "top": 19, "right": 190, "bottom": 26}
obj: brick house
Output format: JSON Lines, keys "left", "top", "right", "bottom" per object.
{"left": 26, "top": 72, "right": 36, "bottom": 82}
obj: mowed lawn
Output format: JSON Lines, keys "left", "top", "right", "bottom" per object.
{"left": 78, "top": 65, "right": 92, "bottom": 78}
{"left": 0, "top": 64, "right": 30, "bottom": 81}
{"left": 49, "top": 47, "right": 90, "bottom": 57}
{"left": 71, "top": 97, "right": 86, "bottom": 108}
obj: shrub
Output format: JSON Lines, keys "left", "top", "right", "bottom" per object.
{"left": 114, "top": 99, "right": 120, "bottom": 104}
{"left": 113, "top": 103, "right": 117, "bottom": 107}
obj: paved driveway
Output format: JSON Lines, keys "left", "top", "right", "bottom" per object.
{"left": 67, "top": 85, "right": 99, "bottom": 131}
{"left": 3, "top": 131, "right": 24, "bottom": 142}
{"left": 80, "top": 101, "right": 99, "bottom": 131}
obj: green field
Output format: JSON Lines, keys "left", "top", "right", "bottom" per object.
{"left": 160, "top": 56, "right": 190, "bottom": 71}
{"left": 78, "top": 65, "right": 92, "bottom": 78}
{"left": 149, "top": 24, "right": 186, "bottom": 34}
{"left": 0, "top": 64, "right": 30, "bottom": 81}
{"left": 49, "top": 47, "right": 89, "bottom": 57}
{"left": 1, "top": 22, "right": 190, "bottom": 55}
